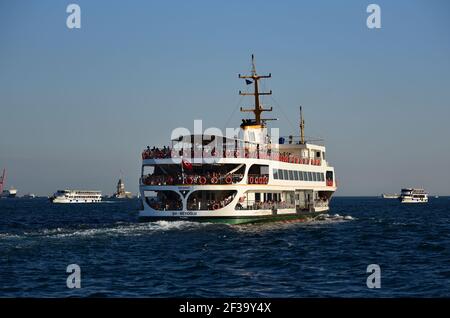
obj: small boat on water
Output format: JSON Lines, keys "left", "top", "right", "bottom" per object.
{"left": 399, "top": 188, "right": 428, "bottom": 203}
{"left": 50, "top": 190, "right": 102, "bottom": 203}
{"left": 0, "top": 168, "right": 18, "bottom": 198}
{"left": 381, "top": 193, "right": 399, "bottom": 199}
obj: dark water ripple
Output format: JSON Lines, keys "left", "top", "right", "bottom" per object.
{"left": 0, "top": 197, "right": 450, "bottom": 297}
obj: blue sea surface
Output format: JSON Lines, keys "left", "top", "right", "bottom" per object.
{"left": 0, "top": 197, "right": 449, "bottom": 297}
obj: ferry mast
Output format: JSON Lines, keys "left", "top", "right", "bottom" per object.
{"left": 238, "top": 55, "right": 273, "bottom": 126}
{"left": 300, "top": 106, "right": 305, "bottom": 145}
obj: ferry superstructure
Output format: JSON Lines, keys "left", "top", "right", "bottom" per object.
{"left": 399, "top": 188, "right": 428, "bottom": 203}
{"left": 138, "top": 56, "right": 337, "bottom": 224}
{"left": 50, "top": 190, "right": 102, "bottom": 203}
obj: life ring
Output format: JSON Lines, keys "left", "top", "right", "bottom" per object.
{"left": 249, "top": 176, "right": 254, "bottom": 184}
{"left": 186, "top": 176, "right": 194, "bottom": 185}
{"left": 212, "top": 203, "right": 220, "bottom": 210}
{"left": 234, "top": 150, "right": 240, "bottom": 158}
{"left": 254, "top": 177, "right": 259, "bottom": 184}
{"left": 211, "top": 177, "right": 218, "bottom": 184}
{"left": 225, "top": 175, "right": 232, "bottom": 184}
{"left": 199, "top": 176, "right": 207, "bottom": 185}
{"left": 263, "top": 176, "right": 268, "bottom": 184}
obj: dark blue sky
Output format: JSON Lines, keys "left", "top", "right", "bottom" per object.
{"left": 1, "top": 0, "right": 449, "bottom": 196}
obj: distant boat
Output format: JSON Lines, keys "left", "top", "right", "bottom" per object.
{"left": 0, "top": 168, "right": 17, "bottom": 198}
{"left": 50, "top": 190, "right": 102, "bottom": 203}
{"left": 23, "top": 193, "right": 36, "bottom": 199}
{"left": 381, "top": 193, "right": 399, "bottom": 199}
{"left": 399, "top": 188, "right": 428, "bottom": 203}
{"left": 1, "top": 187, "right": 17, "bottom": 198}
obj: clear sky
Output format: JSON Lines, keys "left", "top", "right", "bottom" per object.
{"left": 1, "top": 0, "right": 449, "bottom": 196}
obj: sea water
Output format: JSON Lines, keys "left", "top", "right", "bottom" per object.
{"left": 0, "top": 197, "right": 449, "bottom": 297}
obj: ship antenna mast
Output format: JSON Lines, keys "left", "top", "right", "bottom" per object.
{"left": 238, "top": 54, "right": 273, "bottom": 126}
{"left": 300, "top": 106, "right": 305, "bottom": 144}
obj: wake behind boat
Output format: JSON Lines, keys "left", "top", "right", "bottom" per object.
{"left": 138, "top": 56, "right": 337, "bottom": 224}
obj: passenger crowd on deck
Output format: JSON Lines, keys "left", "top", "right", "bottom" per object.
{"left": 142, "top": 146, "right": 172, "bottom": 159}
{"left": 142, "top": 145, "right": 321, "bottom": 165}
{"left": 188, "top": 193, "right": 236, "bottom": 210}
{"left": 141, "top": 173, "right": 244, "bottom": 185}
{"left": 236, "top": 200, "right": 294, "bottom": 210}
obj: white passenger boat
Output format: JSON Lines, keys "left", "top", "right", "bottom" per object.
{"left": 399, "top": 188, "right": 428, "bottom": 203}
{"left": 50, "top": 190, "right": 102, "bottom": 203}
{"left": 138, "top": 56, "right": 337, "bottom": 224}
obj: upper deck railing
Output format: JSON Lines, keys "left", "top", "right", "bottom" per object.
{"left": 142, "top": 147, "right": 323, "bottom": 166}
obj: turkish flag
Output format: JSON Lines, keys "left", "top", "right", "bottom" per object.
{"left": 182, "top": 159, "right": 193, "bottom": 170}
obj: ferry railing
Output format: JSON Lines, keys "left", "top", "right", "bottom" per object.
{"left": 235, "top": 200, "right": 296, "bottom": 211}
{"left": 141, "top": 173, "right": 244, "bottom": 186}
{"left": 142, "top": 147, "right": 322, "bottom": 166}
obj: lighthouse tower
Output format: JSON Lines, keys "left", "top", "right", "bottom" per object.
{"left": 114, "top": 178, "right": 132, "bottom": 199}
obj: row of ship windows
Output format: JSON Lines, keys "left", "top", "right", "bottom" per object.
{"left": 65, "top": 196, "right": 101, "bottom": 198}
{"left": 273, "top": 169, "right": 325, "bottom": 182}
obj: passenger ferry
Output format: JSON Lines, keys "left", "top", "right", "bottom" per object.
{"left": 138, "top": 56, "right": 337, "bottom": 224}
{"left": 50, "top": 190, "right": 102, "bottom": 203}
{"left": 399, "top": 188, "right": 428, "bottom": 203}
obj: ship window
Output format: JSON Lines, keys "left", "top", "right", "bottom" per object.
{"left": 326, "top": 171, "right": 333, "bottom": 181}
{"left": 313, "top": 173, "right": 317, "bottom": 182}
{"left": 278, "top": 169, "right": 284, "bottom": 180}
{"left": 294, "top": 170, "right": 299, "bottom": 180}
{"left": 299, "top": 171, "right": 304, "bottom": 181}
{"left": 288, "top": 170, "right": 294, "bottom": 180}
{"left": 302, "top": 171, "right": 307, "bottom": 181}
{"left": 316, "top": 151, "right": 321, "bottom": 158}
{"left": 273, "top": 169, "right": 279, "bottom": 179}
{"left": 283, "top": 170, "right": 289, "bottom": 180}
{"left": 308, "top": 172, "right": 312, "bottom": 181}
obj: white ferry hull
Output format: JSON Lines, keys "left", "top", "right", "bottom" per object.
{"left": 50, "top": 189, "right": 102, "bottom": 204}
{"left": 400, "top": 197, "right": 428, "bottom": 203}
{"left": 399, "top": 188, "right": 428, "bottom": 204}
{"left": 138, "top": 184, "right": 335, "bottom": 224}
{"left": 51, "top": 197, "right": 102, "bottom": 204}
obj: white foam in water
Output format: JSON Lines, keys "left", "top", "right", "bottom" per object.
{"left": 0, "top": 220, "right": 215, "bottom": 240}
{"left": 51, "top": 221, "right": 211, "bottom": 238}
{"left": 308, "top": 213, "right": 356, "bottom": 225}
